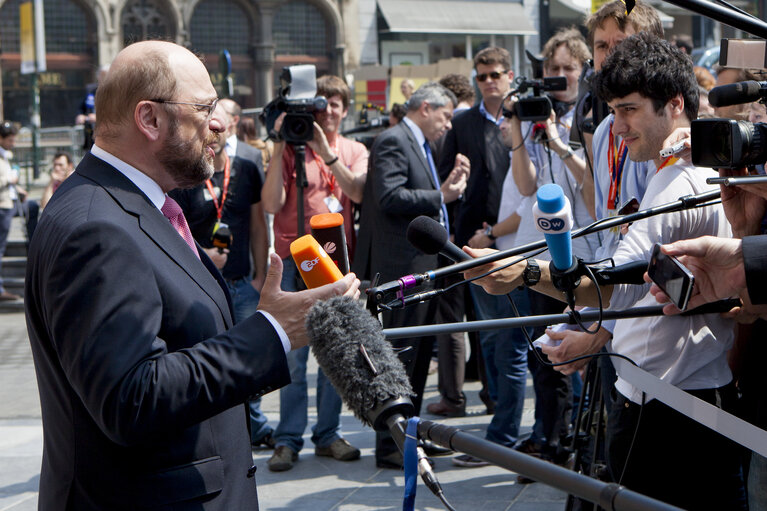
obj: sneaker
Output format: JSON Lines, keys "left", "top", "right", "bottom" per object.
{"left": 452, "top": 454, "right": 490, "bottom": 467}
{"left": 314, "top": 438, "right": 360, "bottom": 461}
{"left": 268, "top": 445, "right": 298, "bottom": 472}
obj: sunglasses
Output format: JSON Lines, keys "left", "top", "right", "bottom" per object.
{"left": 476, "top": 71, "right": 508, "bottom": 82}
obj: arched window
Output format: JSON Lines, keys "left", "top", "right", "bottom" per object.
{"left": 273, "top": 1, "right": 329, "bottom": 57}
{"left": 0, "top": 0, "right": 95, "bottom": 127}
{"left": 0, "top": 0, "right": 91, "bottom": 54}
{"left": 190, "top": 0, "right": 252, "bottom": 55}
{"left": 121, "top": 0, "right": 174, "bottom": 45}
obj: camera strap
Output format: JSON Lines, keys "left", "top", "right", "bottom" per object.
{"left": 607, "top": 121, "right": 628, "bottom": 210}
{"left": 205, "top": 152, "right": 231, "bottom": 221}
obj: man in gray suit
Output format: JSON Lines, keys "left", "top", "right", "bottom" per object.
{"left": 25, "top": 40, "right": 359, "bottom": 510}
{"left": 353, "top": 82, "right": 469, "bottom": 468}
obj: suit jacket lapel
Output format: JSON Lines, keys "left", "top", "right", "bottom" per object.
{"left": 398, "top": 122, "right": 438, "bottom": 190}
{"left": 77, "top": 154, "right": 233, "bottom": 327}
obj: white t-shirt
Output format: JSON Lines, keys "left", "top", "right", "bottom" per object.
{"left": 496, "top": 156, "right": 524, "bottom": 252}
{"left": 608, "top": 159, "right": 733, "bottom": 404}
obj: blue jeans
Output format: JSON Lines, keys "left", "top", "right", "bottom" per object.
{"left": 0, "top": 207, "right": 12, "bottom": 292}
{"left": 273, "top": 257, "right": 343, "bottom": 452}
{"left": 225, "top": 277, "right": 272, "bottom": 444}
{"left": 470, "top": 286, "right": 530, "bottom": 448}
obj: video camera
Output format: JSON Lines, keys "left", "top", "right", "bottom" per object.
{"left": 691, "top": 39, "right": 767, "bottom": 169}
{"left": 260, "top": 65, "right": 328, "bottom": 145}
{"left": 509, "top": 76, "right": 568, "bottom": 122}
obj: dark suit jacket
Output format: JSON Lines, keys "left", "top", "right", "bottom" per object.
{"left": 437, "top": 105, "right": 509, "bottom": 247}
{"left": 353, "top": 121, "right": 442, "bottom": 285}
{"left": 25, "top": 152, "right": 290, "bottom": 510}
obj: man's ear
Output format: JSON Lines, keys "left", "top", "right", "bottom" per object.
{"left": 134, "top": 101, "right": 163, "bottom": 142}
{"left": 668, "top": 93, "right": 685, "bottom": 118}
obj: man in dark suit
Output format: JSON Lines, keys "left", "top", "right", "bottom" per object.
{"left": 24, "top": 40, "right": 359, "bottom": 511}
{"left": 353, "top": 82, "right": 469, "bottom": 468}
{"left": 437, "top": 47, "right": 533, "bottom": 468}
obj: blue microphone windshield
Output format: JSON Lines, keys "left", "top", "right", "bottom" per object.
{"left": 535, "top": 184, "right": 573, "bottom": 271}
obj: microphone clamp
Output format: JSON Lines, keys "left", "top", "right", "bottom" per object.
{"left": 550, "top": 256, "right": 583, "bottom": 309}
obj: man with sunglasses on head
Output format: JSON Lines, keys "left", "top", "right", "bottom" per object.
{"left": 25, "top": 40, "right": 360, "bottom": 510}
{"left": 438, "top": 47, "right": 533, "bottom": 467}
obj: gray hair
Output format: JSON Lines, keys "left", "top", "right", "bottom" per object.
{"left": 406, "top": 82, "right": 457, "bottom": 112}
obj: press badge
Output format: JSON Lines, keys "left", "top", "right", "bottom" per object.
{"left": 203, "top": 187, "right": 221, "bottom": 202}
{"left": 324, "top": 195, "right": 343, "bottom": 213}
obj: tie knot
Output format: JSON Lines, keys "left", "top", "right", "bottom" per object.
{"left": 161, "top": 195, "right": 182, "bottom": 220}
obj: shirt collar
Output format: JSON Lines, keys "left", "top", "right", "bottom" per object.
{"left": 402, "top": 116, "right": 427, "bottom": 149}
{"left": 0, "top": 147, "right": 10, "bottom": 161}
{"left": 90, "top": 144, "right": 166, "bottom": 210}
{"left": 479, "top": 100, "right": 503, "bottom": 126}
{"left": 225, "top": 134, "right": 237, "bottom": 157}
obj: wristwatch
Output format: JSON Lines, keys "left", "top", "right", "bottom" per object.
{"left": 484, "top": 224, "right": 496, "bottom": 240}
{"left": 559, "top": 147, "right": 575, "bottom": 160}
{"left": 522, "top": 259, "right": 541, "bottom": 287}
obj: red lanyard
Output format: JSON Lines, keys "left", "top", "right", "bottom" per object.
{"left": 204, "top": 153, "right": 230, "bottom": 220}
{"left": 312, "top": 141, "right": 338, "bottom": 194}
{"left": 656, "top": 155, "right": 679, "bottom": 173}
{"left": 607, "top": 122, "right": 628, "bottom": 210}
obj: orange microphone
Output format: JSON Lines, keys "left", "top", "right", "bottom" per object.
{"left": 310, "top": 212, "right": 350, "bottom": 274}
{"left": 290, "top": 234, "right": 344, "bottom": 289}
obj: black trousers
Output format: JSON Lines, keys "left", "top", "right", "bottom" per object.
{"left": 606, "top": 382, "right": 747, "bottom": 510}
{"left": 376, "top": 299, "right": 438, "bottom": 460}
{"left": 527, "top": 290, "right": 573, "bottom": 460}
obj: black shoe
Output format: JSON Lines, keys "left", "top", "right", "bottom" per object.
{"left": 376, "top": 451, "right": 435, "bottom": 469}
{"left": 420, "top": 439, "right": 453, "bottom": 457}
{"left": 252, "top": 431, "right": 275, "bottom": 450}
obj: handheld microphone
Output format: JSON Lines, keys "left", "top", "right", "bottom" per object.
{"left": 307, "top": 296, "right": 445, "bottom": 497}
{"left": 533, "top": 184, "right": 580, "bottom": 305}
{"left": 708, "top": 80, "right": 767, "bottom": 108}
{"left": 406, "top": 215, "right": 470, "bottom": 262}
{"left": 310, "top": 213, "right": 350, "bottom": 274}
{"left": 290, "top": 234, "right": 344, "bottom": 289}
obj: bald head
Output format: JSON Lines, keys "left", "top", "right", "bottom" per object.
{"left": 95, "top": 41, "right": 211, "bottom": 140}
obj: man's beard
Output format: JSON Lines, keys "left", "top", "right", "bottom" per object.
{"left": 158, "top": 115, "right": 216, "bottom": 189}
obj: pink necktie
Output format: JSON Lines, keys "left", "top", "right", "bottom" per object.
{"left": 161, "top": 196, "right": 200, "bottom": 259}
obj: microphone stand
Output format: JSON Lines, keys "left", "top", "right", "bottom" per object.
{"left": 367, "top": 189, "right": 721, "bottom": 307}
{"left": 661, "top": 0, "right": 767, "bottom": 38}
{"left": 417, "top": 420, "right": 682, "bottom": 511}
{"left": 382, "top": 300, "right": 737, "bottom": 339}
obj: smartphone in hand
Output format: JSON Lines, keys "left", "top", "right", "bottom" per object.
{"left": 648, "top": 243, "right": 695, "bottom": 311}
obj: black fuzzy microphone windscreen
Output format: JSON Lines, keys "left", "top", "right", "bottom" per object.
{"left": 306, "top": 296, "right": 414, "bottom": 428}
{"left": 407, "top": 215, "right": 447, "bottom": 255}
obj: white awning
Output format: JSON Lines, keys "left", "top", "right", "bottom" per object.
{"left": 378, "top": 0, "right": 537, "bottom": 36}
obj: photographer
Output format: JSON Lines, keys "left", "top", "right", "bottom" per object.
{"left": 261, "top": 74, "right": 367, "bottom": 472}
{"left": 505, "top": 27, "right": 597, "bottom": 472}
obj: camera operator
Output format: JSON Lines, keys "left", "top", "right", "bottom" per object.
{"left": 505, "top": 27, "right": 597, "bottom": 473}
{"left": 261, "top": 74, "right": 367, "bottom": 472}
{"left": 462, "top": 34, "right": 746, "bottom": 510}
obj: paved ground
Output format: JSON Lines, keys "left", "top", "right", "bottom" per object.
{"left": 0, "top": 305, "right": 570, "bottom": 511}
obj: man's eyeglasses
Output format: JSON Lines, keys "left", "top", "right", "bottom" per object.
{"left": 149, "top": 97, "right": 220, "bottom": 119}
{"left": 476, "top": 71, "right": 508, "bottom": 82}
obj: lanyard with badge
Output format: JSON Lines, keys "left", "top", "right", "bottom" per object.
{"left": 312, "top": 142, "right": 343, "bottom": 213}
{"left": 606, "top": 121, "right": 629, "bottom": 211}
{"left": 205, "top": 153, "right": 232, "bottom": 249}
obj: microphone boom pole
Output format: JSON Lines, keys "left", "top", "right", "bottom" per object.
{"left": 368, "top": 189, "right": 721, "bottom": 302}
{"left": 417, "top": 420, "right": 682, "bottom": 511}
{"left": 383, "top": 300, "right": 738, "bottom": 339}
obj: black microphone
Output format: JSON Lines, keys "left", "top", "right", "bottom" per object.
{"left": 592, "top": 260, "right": 649, "bottom": 286}
{"left": 306, "top": 296, "right": 445, "bottom": 496}
{"left": 709, "top": 80, "right": 767, "bottom": 108}
{"left": 407, "top": 215, "right": 470, "bottom": 262}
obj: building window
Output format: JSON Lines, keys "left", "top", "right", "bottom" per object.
{"left": 0, "top": 0, "right": 91, "bottom": 54}
{"left": 122, "top": 0, "right": 173, "bottom": 45}
{"left": 190, "top": 0, "right": 252, "bottom": 55}
{"left": 274, "top": 1, "right": 329, "bottom": 57}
